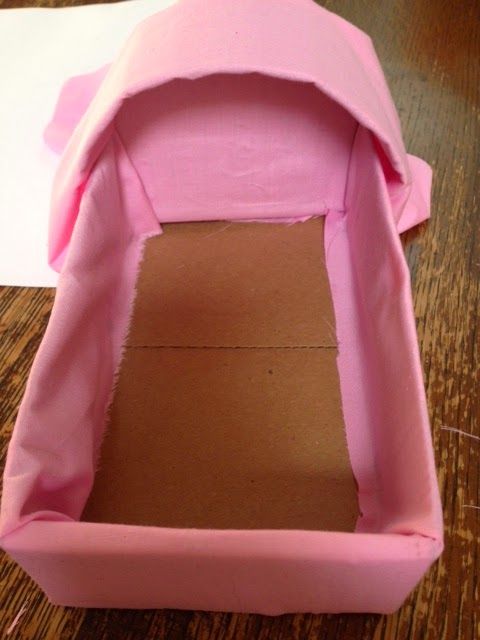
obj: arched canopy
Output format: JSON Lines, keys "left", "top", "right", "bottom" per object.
{"left": 48, "top": 0, "right": 427, "bottom": 270}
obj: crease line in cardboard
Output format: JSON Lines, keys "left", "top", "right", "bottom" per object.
{"left": 125, "top": 344, "right": 338, "bottom": 350}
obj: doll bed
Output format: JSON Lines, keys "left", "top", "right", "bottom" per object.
{"left": 0, "top": 0, "right": 442, "bottom": 614}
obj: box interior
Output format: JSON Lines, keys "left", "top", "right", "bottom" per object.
{"left": 77, "top": 73, "right": 363, "bottom": 531}
{"left": 82, "top": 218, "right": 358, "bottom": 531}
{"left": 1, "top": 63, "right": 439, "bottom": 559}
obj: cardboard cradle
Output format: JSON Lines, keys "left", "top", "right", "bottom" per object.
{"left": 0, "top": 0, "right": 442, "bottom": 614}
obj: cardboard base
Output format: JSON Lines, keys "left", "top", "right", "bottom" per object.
{"left": 82, "top": 218, "right": 358, "bottom": 531}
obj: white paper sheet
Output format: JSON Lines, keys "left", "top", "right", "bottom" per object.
{"left": 0, "top": 0, "right": 176, "bottom": 287}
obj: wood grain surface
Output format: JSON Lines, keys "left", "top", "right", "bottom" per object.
{"left": 0, "top": 1, "right": 478, "bottom": 638}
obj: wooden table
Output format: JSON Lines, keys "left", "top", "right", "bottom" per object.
{"left": 0, "top": 1, "right": 478, "bottom": 638}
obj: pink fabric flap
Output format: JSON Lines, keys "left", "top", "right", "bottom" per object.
{"left": 399, "top": 155, "right": 433, "bottom": 232}
{"left": 43, "top": 65, "right": 109, "bottom": 155}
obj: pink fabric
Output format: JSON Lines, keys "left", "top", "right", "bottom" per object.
{"left": 46, "top": 72, "right": 357, "bottom": 223}
{"left": 114, "top": 74, "right": 357, "bottom": 222}
{"left": 44, "top": 65, "right": 431, "bottom": 237}
{"left": 0, "top": 0, "right": 442, "bottom": 614}
{"left": 3, "top": 522, "right": 441, "bottom": 614}
{"left": 44, "top": 0, "right": 431, "bottom": 270}
{"left": 43, "top": 65, "right": 110, "bottom": 155}
{"left": 328, "top": 127, "right": 441, "bottom": 539}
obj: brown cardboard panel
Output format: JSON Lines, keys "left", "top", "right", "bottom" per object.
{"left": 83, "top": 218, "right": 358, "bottom": 531}
{"left": 83, "top": 348, "right": 357, "bottom": 531}
{"left": 127, "top": 218, "right": 336, "bottom": 348}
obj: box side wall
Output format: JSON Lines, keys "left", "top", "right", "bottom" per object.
{"left": 341, "top": 126, "right": 442, "bottom": 539}
{"left": 1, "top": 522, "right": 442, "bottom": 614}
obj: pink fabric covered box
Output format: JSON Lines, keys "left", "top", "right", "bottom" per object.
{"left": 0, "top": 0, "right": 442, "bottom": 614}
